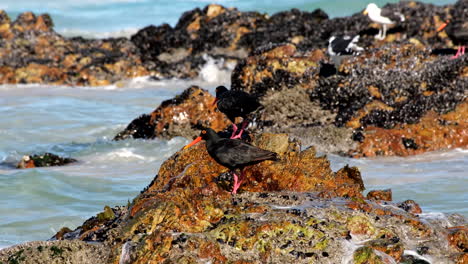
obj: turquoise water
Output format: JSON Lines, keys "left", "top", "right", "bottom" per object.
{"left": 0, "top": 0, "right": 466, "bottom": 249}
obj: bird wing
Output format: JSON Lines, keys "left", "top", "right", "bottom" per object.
{"left": 212, "top": 139, "right": 277, "bottom": 169}
{"left": 380, "top": 9, "right": 405, "bottom": 22}
{"left": 218, "top": 91, "right": 261, "bottom": 118}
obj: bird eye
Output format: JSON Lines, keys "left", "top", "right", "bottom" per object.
{"left": 201, "top": 130, "right": 206, "bottom": 134}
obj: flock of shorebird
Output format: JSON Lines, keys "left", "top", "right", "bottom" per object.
{"left": 183, "top": 2, "right": 467, "bottom": 195}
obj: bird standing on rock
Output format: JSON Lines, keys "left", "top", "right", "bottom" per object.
{"left": 184, "top": 128, "right": 278, "bottom": 194}
{"left": 437, "top": 20, "right": 468, "bottom": 59}
{"left": 214, "top": 86, "right": 261, "bottom": 139}
{"left": 327, "top": 35, "right": 364, "bottom": 68}
{"left": 363, "top": 3, "right": 405, "bottom": 40}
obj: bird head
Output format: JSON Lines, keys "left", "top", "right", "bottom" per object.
{"left": 363, "top": 3, "right": 378, "bottom": 15}
{"left": 213, "top": 86, "right": 228, "bottom": 106}
{"left": 183, "top": 128, "right": 217, "bottom": 149}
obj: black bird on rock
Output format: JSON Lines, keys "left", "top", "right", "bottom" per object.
{"left": 214, "top": 86, "right": 261, "bottom": 139}
{"left": 184, "top": 128, "right": 278, "bottom": 194}
{"left": 438, "top": 20, "right": 468, "bottom": 59}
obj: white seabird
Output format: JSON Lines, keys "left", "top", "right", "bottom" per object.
{"left": 363, "top": 3, "right": 405, "bottom": 40}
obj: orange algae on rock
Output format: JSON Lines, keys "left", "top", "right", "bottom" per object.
{"left": 352, "top": 100, "right": 468, "bottom": 157}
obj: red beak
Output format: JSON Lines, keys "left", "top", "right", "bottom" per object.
{"left": 183, "top": 136, "right": 202, "bottom": 149}
{"left": 212, "top": 98, "right": 218, "bottom": 106}
{"left": 437, "top": 22, "right": 448, "bottom": 32}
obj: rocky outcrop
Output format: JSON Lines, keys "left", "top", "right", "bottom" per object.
{"left": 114, "top": 86, "right": 230, "bottom": 140}
{"left": 2, "top": 133, "right": 465, "bottom": 263}
{"left": 0, "top": 1, "right": 463, "bottom": 85}
{"left": 0, "top": 11, "right": 148, "bottom": 86}
{"left": 117, "top": 40, "right": 467, "bottom": 156}
{"left": 16, "top": 153, "right": 77, "bottom": 169}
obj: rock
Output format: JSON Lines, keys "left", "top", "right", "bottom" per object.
{"left": 365, "top": 238, "right": 404, "bottom": 262}
{"left": 54, "top": 227, "right": 73, "bottom": 240}
{"left": 114, "top": 86, "right": 230, "bottom": 140}
{"left": 3, "top": 133, "right": 460, "bottom": 263}
{"left": 397, "top": 200, "right": 423, "bottom": 214}
{"left": 353, "top": 246, "right": 384, "bottom": 264}
{"left": 119, "top": 39, "right": 466, "bottom": 157}
{"left": 0, "top": 240, "right": 109, "bottom": 264}
{"left": 367, "top": 189, "right": 392, "bottom": 202}
{"left": 16, "top": 153, "right": 77, "bottom": 169}
{"left": 0, "top": 1, "right": 462, "bottom": 86}
{"left": 447, "top": 226, "right": 467, "bottom": 253}
{"left": 0, "top": 11, "right": 147, "bottom": 86}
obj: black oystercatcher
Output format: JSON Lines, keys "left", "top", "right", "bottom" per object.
{"left": 327, "top": 35, "right": 364, "bottom": 68}
{"left": 214, "top": 86, "right": 261, "bottom": 139}
{"left": 438, "top": 20, "right": 468, "bottom": 59}
{"left": 184, "top": 128, "right": 278, "bottom": 194}
{"left": 363, "top": 3, "right": 405, "bottom": 40}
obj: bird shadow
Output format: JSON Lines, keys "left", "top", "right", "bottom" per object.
{"left": 431, "top": 48, "right": 457, "bottom": 56}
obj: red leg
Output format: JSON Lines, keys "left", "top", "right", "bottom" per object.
{"left": 451, "top": 46, "right": 463, "bottom": 59}
{"left": 230, "top": 123, "right": 238, "bottom": 139}
{"left": 231, "top": 171, "right": 244, "bottom": 194}
{"left": 231, "top": 119, "right": 249, "bottom": 139}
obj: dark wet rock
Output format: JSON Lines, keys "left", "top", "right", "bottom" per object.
{"left": 110, "top": 0, "right": 467, "bottom": 157}
{"left": 402, "top": 138, "right": 419, "bottom": 150}
{"left": 397, "top": 200, "right": 423, "bottom": 214}
{"left": 114, "top": 86, "right": 230, "bottom": 140}
{"left": 113, "top": 114, "right": 154, "bottom": 141}
{"left": 54, "top": 227, "right": 73, "bottom": 240}
{"left": 367, "top": 189, "right": 392, "bottom": 202}
{"left": 0, "top": 10, "right": 148, "bottom": 85}
{"left": 16, "top": 153, "right": 77, "bottom": 169}
{"left": 0, "top": 1, "right": 463, "bottom": 86}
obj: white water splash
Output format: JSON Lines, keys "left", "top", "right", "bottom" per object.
{"left": 403, "top": 250, "right": 433, "bottom": 263}
{"left": 199, "top": 54, "right": 233, "bottom": 83}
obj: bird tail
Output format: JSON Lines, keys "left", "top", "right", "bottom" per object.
{"left": 265, "top": 152, "right": 280, "bottom": 161}
{"left": 253, "top": 151, "right": 279, "bottom": 162}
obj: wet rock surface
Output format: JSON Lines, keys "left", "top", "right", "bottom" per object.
{"left": 1, "top": 1, "right": 467, "bottom": 156}
{"left": 16, "top": 153, "right": 77, "bottom": 169}
{"left": 2, "top": 133, "right": 466, "bottom": 263}
{"left": 117, "top": 42, "right": 467, "bottom": 156}
{"left": 114, "top": 86, "right": 230, "bottom": 140}
{"left": 0, "top": 1, "right": 463, "bottom": 86}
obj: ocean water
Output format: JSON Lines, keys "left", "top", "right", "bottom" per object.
{"left": 0, "top": 0, "right": 465, "bottom": 249}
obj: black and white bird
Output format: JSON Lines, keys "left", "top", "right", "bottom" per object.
{"left": 363, "top": 3, "right": 405, "bottom": 40}
{"left": 327, "top": 35, "right": 364, "bottom": 68}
